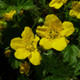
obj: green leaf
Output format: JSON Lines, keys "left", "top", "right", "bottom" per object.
{"left": 71, "top": 45, "right": 80, "bottom": 56}
{"left": 16, "top": 0, "right": 35, "bottom": 11}
{"left": 37, "top": 51, "right": 74, "bottom": 79}
{"left": 17, "top": 74, "right": 30, "bottom": 80}
{"left": 11, "top": 58, "right": 21, "bottom": 69}
{"left": 62, "top": 45, "right": 80, "bottom": 65}
{"left": 74, "top": 62, "right": 80, "bottom": 76}
{"left": 44, "top": 76, "right": 67, "bottom": 80}
{"left": 8, "top": 53, "right": 21, "bottom": 69}
{"left": 0, "top": 0, "right": 7, "bottom": 9}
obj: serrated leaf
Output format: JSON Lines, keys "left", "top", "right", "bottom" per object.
{"left": 62, "top": 45, "right": 80, "bottom": 65}
{"left": 39, "top": 52, "right": 74, "bottom": 79}
{"left": 74, "top": 62, "right": 80, "bottom": 76}
{"left": 71, "top": 45, "right": 80, "bottom": 57}
{"left": 16, "top": 0, "right": 34, "bottom": 11}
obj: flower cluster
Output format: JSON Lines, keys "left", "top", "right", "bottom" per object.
{"left": 0, "top": 0, "right": 80, "bottom": 79}
{"left": 10, "top": 14, "right": 75, "bottom": 74}
{"left": 2, "top": 0, "right": 77, "bottom": 76}
{"left": 49, "top": 0, "right": 80, "bottom": 19}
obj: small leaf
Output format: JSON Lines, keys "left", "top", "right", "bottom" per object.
{"left": 11, "top": 59, "right": 21, "bottom": 69}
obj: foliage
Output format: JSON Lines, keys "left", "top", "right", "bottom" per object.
{"left": 0, "top": 0, "right": 80, "bottom": 80}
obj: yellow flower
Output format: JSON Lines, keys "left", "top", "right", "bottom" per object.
{"left": 10, "top": 27, "right": 41, "bottom": 65}
{"left": 49, "top": 0, "right": 68, "bottom": 9}
{"left": 4, "top": 50, "right": 11, "bottom": 57}
{"left": 3, "top": 10, "right": 16, "bottom": 21}
{"left": 36, "top": 14, "right": 75, "bottom": 51}
{"left": 69, "top": 1, "right": 80, "bottom": 19}
{"left": 20, "top": 61, "right": 30, "bottom": 75}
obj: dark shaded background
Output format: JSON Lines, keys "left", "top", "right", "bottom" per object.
{"left": 0, "top": 44, "right": 17, "bottom": 80}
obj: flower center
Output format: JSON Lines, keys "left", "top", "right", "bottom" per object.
{"left": 49, "top": 30, "right": 58, "bottom": 39}
{"left": 25, "top": 41, "right": 35, "bottom": 52}
{"left": 46, "top": 27, "right": 59, "bottom": 39}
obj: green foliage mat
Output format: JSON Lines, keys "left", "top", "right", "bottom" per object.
{"left": 0, "top": 0, "right": 80, "bottom": 80}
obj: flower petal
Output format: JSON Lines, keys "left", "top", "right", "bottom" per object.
{"left": 33, "top": 36, "right": 40, "bottom": 48}
{"left": 52, "top": 37, "right": 67, "bottom": 51}
{"left": 10, "top": 37, "right": 25, "bottom": 50}
{"left": 49, "top": 1, "right": 63, "bottom": 9}
{"left": 21, "top": 27, "right": 34, "bottom": 42}
{"left": 36, "top": 26, "right": 48, "bottom": 38}
{"left": 71, "top": 1, "right": 78, "bottom": 8}
{"left": 69, "top": 10, "right": 78, "bottom": 17}
{"left": 28, "top": 50, "right": 42, "bottom": 65}
{"left": 77, "top": 14, "right": 80, "bottom": 19}
{"left": 60, "top": 21, "right": 75, "bottom": 37}
{"left": 39, "top": 38, "right": 52, "bottom": 49}
{"left": 14, "top": 48, "right": 30, "bottom": 59}
{"left": 49, "top": 0, "right": 68, "bottom": 9}
{"left": 44, "top": 14, "right": 62, "bottom": 31}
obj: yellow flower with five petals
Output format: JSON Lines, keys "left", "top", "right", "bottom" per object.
{"left": 49, "top": 0, "right": 68, "bottom": 9}
{"left": 36, "top": 14, "right": 75, "bottom": 51}
{"left": 69, "top": 1, "right": 80, "bottom": 19}
{"left": 10, "top": 27, "right": 41, "bottom": 65}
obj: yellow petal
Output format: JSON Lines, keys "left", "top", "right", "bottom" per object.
{"left": 52, "top": 37, "right": 67, "bottom": 51}
{"left": 28, "top": 50, "right": 42, "bottom": 65}
{"left": 39, "top": 38, "right": 52, "bottom": 49}
{"left": 33, "top": 36, "right": 40, "bottom": 48}
{"left": 21, "top": 27, "right": 34, "bottom": 42}
{"left": 37, "top": 26, "right": 48, "bottom": 30}
{"left": 49, "top": 1, "right": 63, "bottom": 9}
{"left": 69, "top": 10, "right": 78, "bottom": 17}
{"left": 36, "top": 26, "right": 48, "bottom": 37}
{"left": 71, "top": 1, "right": 78, "bottom": 8}
{"left": 64, "top": 0, "right": 68, "bottom": 3}
{"left": 49, "top": 0, "right": 68, "bottom": 9}
{"left": 60, "top": 21, "right": 75, "bottom": 37}
{"left": 77, "top": 14, "right": 80, "bottom": 19}
{"left": 44, "top": 14, "right": 62, "bottom": 31}
{"left": 14, "top": 48, "right": 30, "bottom": 59}
{"left": 10, "top": 37, "right": 25, "bottom": 50}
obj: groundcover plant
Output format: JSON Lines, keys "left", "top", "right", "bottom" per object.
{"left": 0, "top": 0, "right": 80, "bottom": 80}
